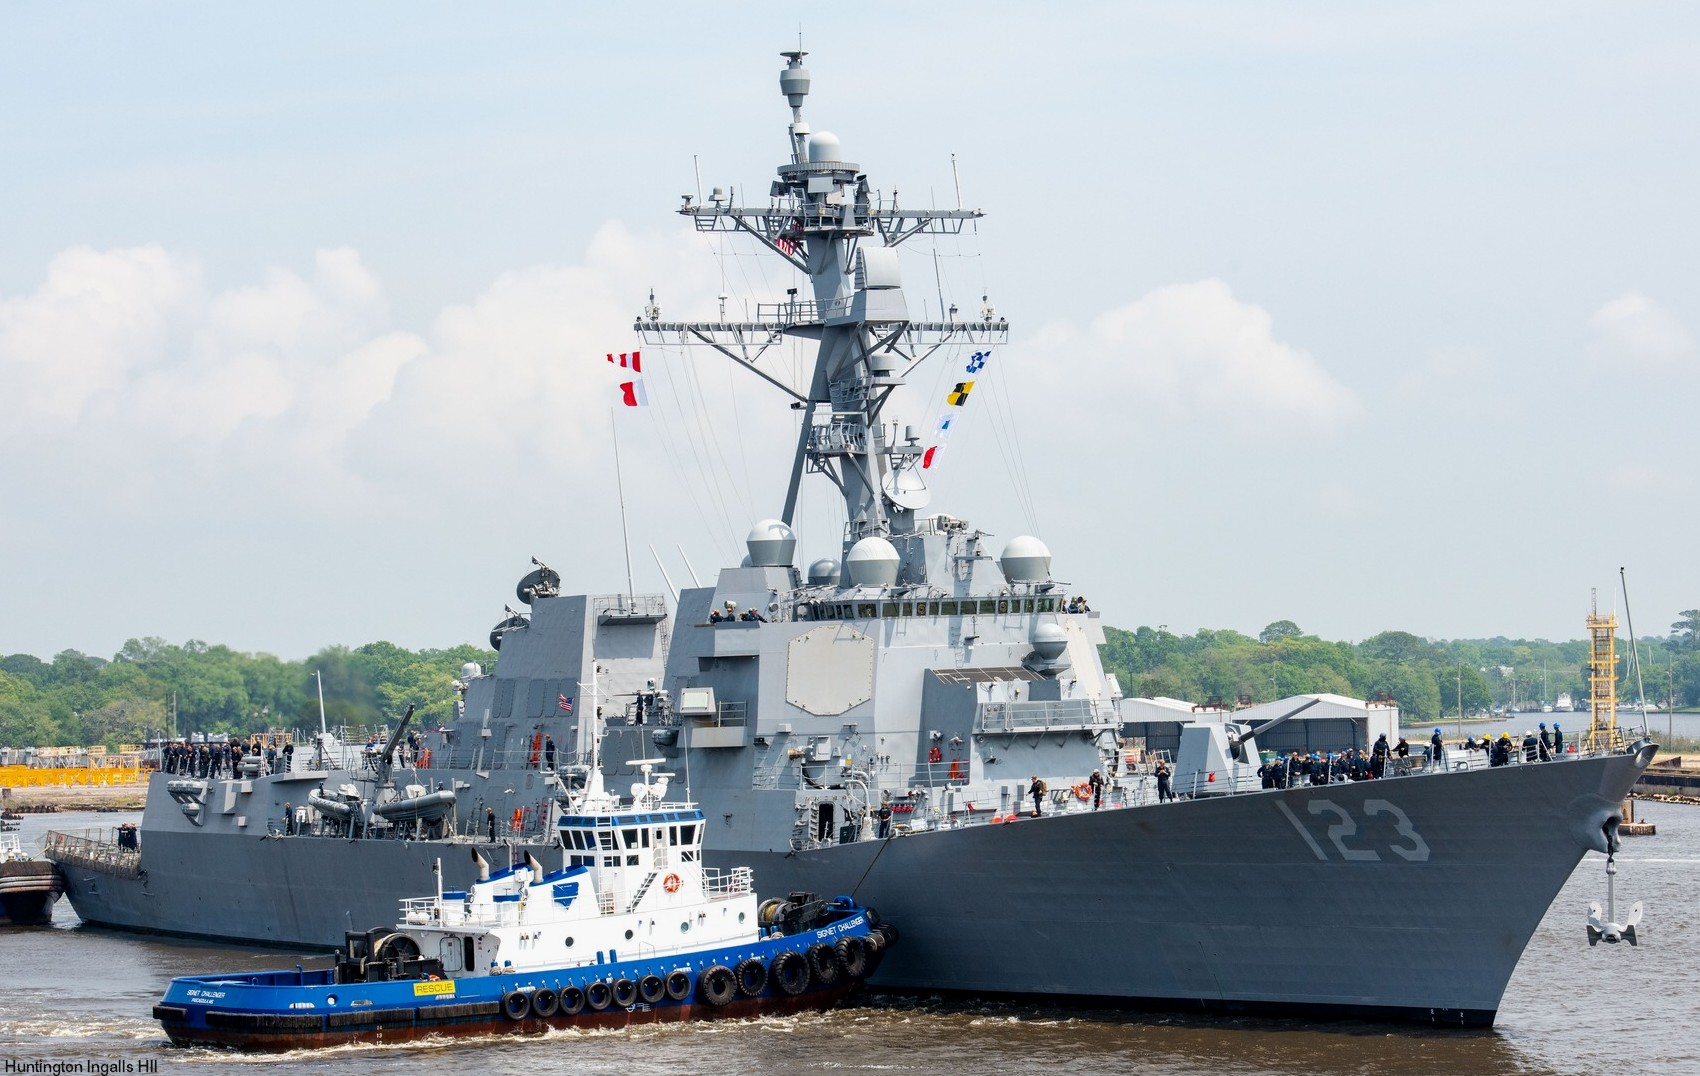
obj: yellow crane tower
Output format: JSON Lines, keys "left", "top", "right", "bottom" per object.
{"left": 1585, "top": 593, "right": 1622, "bottom": 753}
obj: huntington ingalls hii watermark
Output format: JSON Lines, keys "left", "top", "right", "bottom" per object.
{"left": 4, "top": 1061, "right": 160, "bottom": 1075}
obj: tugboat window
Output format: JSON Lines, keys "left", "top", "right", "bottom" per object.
{"left": 941, "top": 601, "right": 958, "bottom": 615}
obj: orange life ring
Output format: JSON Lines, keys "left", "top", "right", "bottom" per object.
{"left": 927, "top": 745, "right": 942, "bottom": 764}
{"left": 1073, "top": 783, "right": 1091, "bottom": 801}
{"left": 662, "top": 872, "right": 682, "bottom": 892}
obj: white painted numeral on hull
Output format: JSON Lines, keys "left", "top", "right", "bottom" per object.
{"left": 1364, "top": 798, "right": 1431, "bottom": 862}
{"left": 1276, "top": 798, "right": 1430, "bottom": 863}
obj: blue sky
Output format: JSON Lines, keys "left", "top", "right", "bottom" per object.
{"left": 3, "top": 3, "right": 1697, "bottom": 659}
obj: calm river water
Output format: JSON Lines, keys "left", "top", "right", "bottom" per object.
{"left": 3, "top": 806, "right": 1695, "bottom": 1076}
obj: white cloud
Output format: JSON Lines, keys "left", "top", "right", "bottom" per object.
{"left": 0, "top": 245, "right": 199, "bottom": 420}
{"left": 1587, "top": 292, "right": 1696, "bottom": 367}
{"left": 1024, "top": 279, "right": 1358, "bottom": 431}
{"left": 0, "top": 226, "right": 720, "bottom": 514}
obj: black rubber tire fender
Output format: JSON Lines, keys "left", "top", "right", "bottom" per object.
{"left": 734, "top": 956, "right": 768, "bottom": 997}
{"left": 807, "top": 942, "right": 842, "bottom": 986}
{"left": 612, "top": 978, "right": 639, "bottom": 1008}
{"left": 559, "top": 985, "right": 586, "bottom": 1015}
{"left": 863, "top": 940, "right": 886, "bottom": 978}
{"left": 501, "top": 989, "right": 530, "bottom": 1020}
{"left": 664, "top": 969, "right": 692, "bottom": 1001}
{"left": 638, "top": 973, "right": 666, "bottom": 1005}
{"left": 530, "top": 986, "right": 560, "bottom": 1018}
{"left": 584, "top": 980, "right": 613, "bottom": 1011}
{"left": 770, "top": 950, "right": 809, "bottom": 997}
{"left": 836, "top": 935, "right": 869, "bottom": 979}
{"left": 697, "top": 964, "right": 737, "bottom": 1006}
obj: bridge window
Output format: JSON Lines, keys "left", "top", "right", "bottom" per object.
{"left": 941, "top": 600, "right": 959, "bottom": 615}
{"left": 857, "top": 603, "right": 877, "bottom": 618}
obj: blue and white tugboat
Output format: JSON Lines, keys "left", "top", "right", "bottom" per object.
{"left": 153, "top": 754, "right": 894, "bottom": 1049}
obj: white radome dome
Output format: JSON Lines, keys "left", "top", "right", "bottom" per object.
{"left": 1000, "top": 535, "right": 1052, "bottom": 583}
{"left": 746, "top": 519, "right": 797, "bottom": 567}
{"left": 845, "top": 536, "right": 900, "bottom": 587}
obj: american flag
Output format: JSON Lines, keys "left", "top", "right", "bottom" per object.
{"left": 776, "top": 232, "right": 801, "bottom": 256}
{"left": 558, "top": 694, "right": 574, "bottom": 713}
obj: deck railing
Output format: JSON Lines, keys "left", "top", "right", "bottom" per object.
{"left": 42, "top": 830, "right": 143, "bottom": 879}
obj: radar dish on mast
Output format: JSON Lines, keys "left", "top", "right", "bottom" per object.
{"left": 882, "top": 463, "right": 931, "bottom": 511}
{"left": 490, "top": 614, "right": 529, "bottom": 651}
{"left": 516, "top": 567, "right": 561, "bottom": 605}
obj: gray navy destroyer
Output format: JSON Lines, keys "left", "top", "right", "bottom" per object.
{"left": 50, "top": 51, "right": 1654, "bottom": 1026}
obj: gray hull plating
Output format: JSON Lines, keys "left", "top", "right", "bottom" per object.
{"left": 725, "top": 752, "right": 1642, "bottom": 1021}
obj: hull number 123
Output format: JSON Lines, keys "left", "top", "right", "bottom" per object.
{"left": 1274, "top": 798, "right": 1431, "bottom": 863}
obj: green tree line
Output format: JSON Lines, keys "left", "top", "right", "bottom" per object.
{"left": 0, "top": 638, "right": 495, "bottom": 749}
{"left": 4, "top": 612, "right": 1699, "bottom": 747}
{"left": 1101, "top": 613, "right": 1700, "bottom": 724}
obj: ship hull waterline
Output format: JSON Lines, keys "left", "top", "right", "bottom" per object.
{"left": 156, "top": 984, "right": 864, "bottom": 1050}
{"left": 58, "top": 749, "right": 1645, "bottom": 1026}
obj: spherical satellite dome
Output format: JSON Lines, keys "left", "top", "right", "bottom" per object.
{"left": 746, "top": 519, "right": 798, "bottom": 567}
{"left": 845, "top": 536, "right": 900, "bottom": 588}
{"left": 1000, "top": 535, "right": 1052, "bottom": 583}
{"left": 808, "top": 131, "right": 842, "bottom": 163}
{"left": 807, "top": 558, "right": 841, "bottom": 586}
{"left": 459, "top": 661, "right": 483, "bottom": 680}
{"left": 1031, "top": 622, "right": 1068, "bottom": 662}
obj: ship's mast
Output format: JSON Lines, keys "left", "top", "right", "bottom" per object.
{"left": 637, "top": 51, "right": 1008, "bottom": 557}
